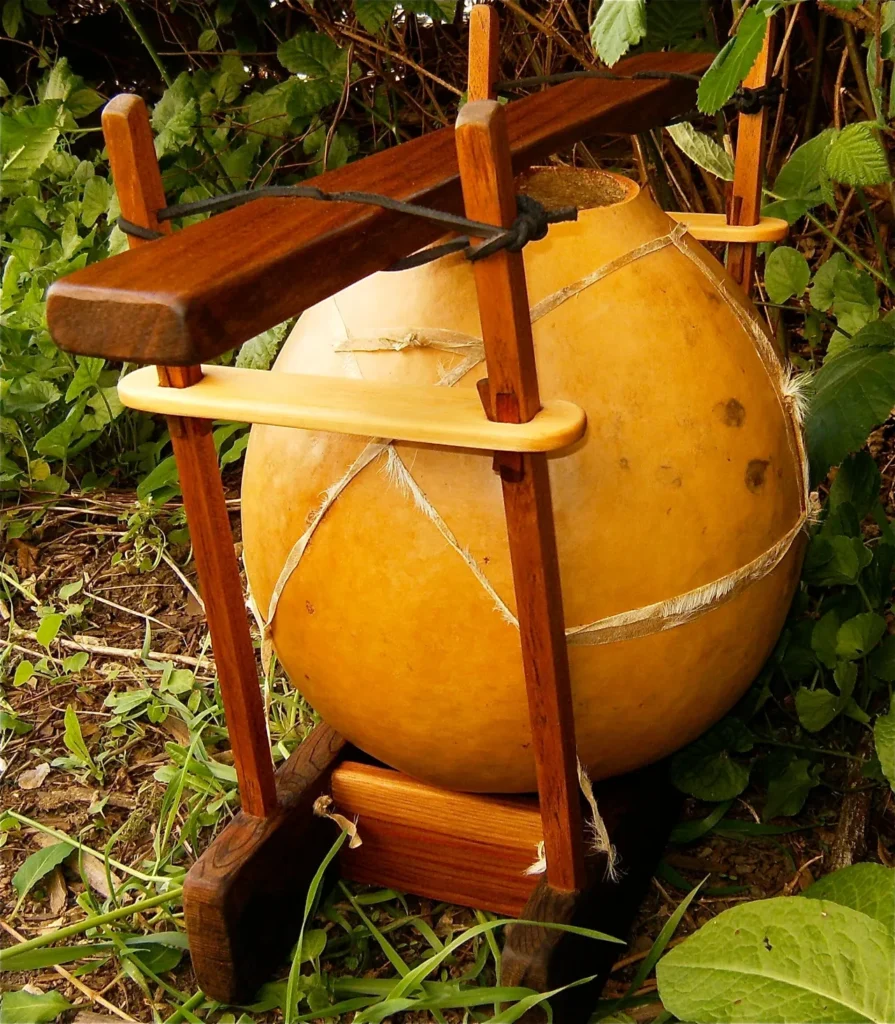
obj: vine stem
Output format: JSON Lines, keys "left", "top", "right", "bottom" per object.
{"left": 115, "top": 0, "right": 173, "bottom": 88}
{"left": 0, "top": 887, "right": 183, "bottom": 962}
{"left": 6, "top": 811, "right": 176, "bottom": 884}
{"left": 757, "top": 738, "right": 863, "bottom": 761}
{"left": 766, "top": 189, "right": 894, "bottom": 290}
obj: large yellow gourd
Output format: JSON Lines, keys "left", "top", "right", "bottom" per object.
{"left": 241, "top": 169, "right": 807, "bottom": 794}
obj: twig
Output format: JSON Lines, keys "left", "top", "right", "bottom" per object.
{"left": 83, "top": 590, "right": 171, "bottom": 629}
{"left": 4, "top": 633, "right": 210, "bottom": 669}
{"left": 0, "top": 920, "right": 138, "bottom": 1023}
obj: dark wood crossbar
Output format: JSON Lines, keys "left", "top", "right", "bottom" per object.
{"left": 47, "top": 50, "right": 710, "bottom": 367}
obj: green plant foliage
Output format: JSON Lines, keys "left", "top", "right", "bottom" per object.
{"left": 670, "top": 718, "right": 753, "bottom": 800}
{"left": 805, "top": 344, "right": 895, "bottom": 478}
{"left": 826, "top": 122, "right": 893, "bottom": 187}
{"left": 764, "top": 246, "right": 810, "bottom": 303}
{"left": 666, "top": 123, "right": 734, "bottom": 180}
{"left": 11, "top": 841, "right": 73, "bottom": 911}
{"left": 875, "top": 706, "right": 895, "bottom": 792}
{"left": 803, "top": 863, "right": 895, "bottom": 932}
{"left": 590, "top": 0, "right": 647, "bottom": 67}
{"left": 657, "top": 895, "right": 894, "bottom": 1023}
{"left": 697, "top": 6, "right": 777, "bottom": 114}
{"left": 0, "top": 989, "right": 73, "bottom": 1024}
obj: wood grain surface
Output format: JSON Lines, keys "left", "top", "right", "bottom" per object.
{"left": 184, "top": 724, "right": 347, "bottom": 1002}
{"left": 47, "top": 51, "right": 710, "bottom": 366}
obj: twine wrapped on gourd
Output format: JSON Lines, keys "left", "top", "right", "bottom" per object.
{"left": 242, "top": 168, "right": 808, "bottom": 795}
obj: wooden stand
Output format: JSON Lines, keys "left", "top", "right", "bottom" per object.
{"left": 46, "top": 14, "right": 779, "bottom": 1018}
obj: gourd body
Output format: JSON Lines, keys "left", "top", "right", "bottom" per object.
{"left": 242, "top": 172, "right": 806, "bottom": 793}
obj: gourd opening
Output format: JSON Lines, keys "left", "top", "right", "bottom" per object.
{"left": 518, "top": 166, "right": 638, "bottom": 211}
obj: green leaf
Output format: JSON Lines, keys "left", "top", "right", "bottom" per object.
{"left": 213, "top": 54, "right": 250, "bottom": 104}
{"left": 762, "top": 758, "right": 820, "bottom": 820}
{"left": 869, "top": 635, "right": 895, "bottom": 682}
{"left": 851, "top": 319, "right": 895, "bottom": 350}
{"left": 0, "top": 101, "right": 63, "bottom": 190}
{"left": 666, "top": 123, "right": 734, "bottom": 180}
{"left": 0, "top": 711, "right": 32, "bottom": 735}
{"left": 63, "top": 704, "right": 94, "bottom": 766}
{"left": 772, "top": 129, "right": 836, "bottom": 202}
{"left": 590, "top": 0, "right": 646, "bottom": 67}
{"left": 0, "top": 990, "right": 73, "bottom": 1024}
{"left": 0, "top": 942, "right": 113, "bottom": 973}
{"left": 830, "top": 451, "right": 882, "bottom": 519}
{"left": 354, "top": 0, "right": 396, "bottom": 32}
{"left": 764, "top": 246, "right": 810, "bottom": 304}
{"left": 62, "top": 651, "right": 89, "bottom": 673}
{"left": 836, "top": 613, "right": 887, "bottom": 659}
{"left": 278, "top": 31, "right": 343, "bottom": 76}
{"left": 12, "top": 842, "right": 73, "bottom": 909}
{"left": 830, "top": 266, "right": 880, "bottom": 338}
{"left": 236, "top": 322, "right": 287, "bottom": 370}
{"left": 81, "top": 174, "right": 110, "bottom": 227}
{"left": 826, "top": 122, "right": 892, "bottom": 187}
{"left": 811, "top": 610, "right": 840, "bottom": 670}
{"left": 67, "top": 87, "right": 103, "bottom": 118}
{"left": 874, "top": 706, "right": 895, "bottom": 792}
{"left": 2, "top": 0, "right": 22, "bottom": 37}
{"left": 198, "top": 28, "right": 219, "bottom": 50}
{"left": 296, "top": 928, "right": 327, "bottom": 963}
{"left": 35, "top": 612, "right": 63, "bottom": 648}
{"left": 13, "top": 660, "right": 34, "bottom": 686}
{"left": 136, "top": 455, "right": 180, "bottom": 502}
{"left": 803, "top": 534, "right": 871, "bottom": 586}
{"left": 795, "top": 686, "right": 840, "bottom": 732}
{"left": 656, "top": 897, "right": 894, "bottom": 1023}
{"left": 670, "top": 718, "right": 753, "bottom": 801}
{"left": 805, "top": 346, "right": 895, "bottom": 478}
{"left": 809, "top": 253, "right": 851, "bottom": 311}
{"left": 804, "top": 863, "right": 895, "bottom": 933}
{"left": 697, "top": 7, "right": 772, "bottom": 115}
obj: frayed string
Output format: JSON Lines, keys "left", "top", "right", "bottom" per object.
{"left": 313, "top": 794, "right": 362, "bottom": 849}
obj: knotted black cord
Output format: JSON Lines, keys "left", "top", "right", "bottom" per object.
{"left": 118, "top": 189, "right": 578, "bottom": 270}
{"left": 117, "top": 67, "right": 783, "bottom": 267}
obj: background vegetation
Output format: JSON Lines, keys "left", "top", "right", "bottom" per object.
{"left": 1, "top": 1, "right": 894, "bottom": 1022}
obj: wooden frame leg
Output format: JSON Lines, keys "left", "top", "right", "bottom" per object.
{"left": 726, "top": 18, "right": 776, "bottom": 288}
{"left": 184, "top": 724, "right": 347, "bottom": 1002}
{"left": 103, "top": 94, "right": 277, "bottom": 820}
{"left": 455, "top": 98, "right": 585, "bottom": 894}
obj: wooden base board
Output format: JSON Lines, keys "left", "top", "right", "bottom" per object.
{"left": 332, "top": 761, "right": 543, "bottom": 915}
{"left": 185, "top": 734, "right": 679, "bottom": 1020}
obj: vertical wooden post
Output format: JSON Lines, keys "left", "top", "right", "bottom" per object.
{"left": 102, "top": 96, "right": 277, "bottom": 818}
{"left": 455, "top": 100, "right": 585, "bottom": 893}
{"left": 726, "top": 18, "right": 776, "bottom": 289}
{"left": 468, "top": 3, "right": 500, "bottom": 102}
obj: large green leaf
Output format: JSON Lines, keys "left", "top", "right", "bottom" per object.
{"left": 874, "top": 706, "right": 895, "bottom": 792}
{"left": 657, "top": 897, "right": 895, "bottom": 1023}
{"left": 764, "top": 245, "right": 810, "bottom": 303}
{"left": 697, "top": 7, "right": 772, "bottom": 115}
{"left": 804, "top": 863, "right": 895, "bottom": 933}
{"left": 0, "top": 990, "right": 73, "bottom": 1024}
{"left": 0, "top": 101, "right": 63, "bottom": 190}
{"left": 829, "top": 451, "right": 882, "bottom": 519}
{"left": 762, "top": 758, "right": 820, "bottom": 820}
{"left": 826, "top": 122, "right": 892, "bottom": 187}
{"left": 805, "top": 347, "right": 895, "bottom": 478}
{"left": 671, "top": 718, "right": 753, "bottom": 801}
{"left": 836, "top": 613, "right": 887, "bottom": 659}
{"left": 772, "top": 129, "right": 836, "bottom": 202}
{"left": 354, "top": 0, "right": 397, "bottom": 32}
{"left": 590, "top": 0, "right": 646, "bottom": 67}
{"left": 666, "top": 123, "right": 734, "bottom": 180}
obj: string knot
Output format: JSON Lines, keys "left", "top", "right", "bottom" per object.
{"left": 731, "top": 79, "right": 784, "bottom": 115}
{"left": 468, "top": 195, "right": 577, "bottom": 262}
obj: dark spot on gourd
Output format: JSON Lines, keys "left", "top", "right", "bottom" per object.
{"left": 715, "top": 398, "right": 746, "bottom": 427}
{"left": 745, "top": 459, "right": 770, "bottom": 493}
{"left": 306, "top": 600, "right": 315, "bottom": 614}
{"left": 619, "top": 457, "right": 629, "bottom": 469}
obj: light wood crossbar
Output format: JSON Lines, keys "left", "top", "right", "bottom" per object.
{"left": 669, "top": 212, "right": 787, "bottom": 242}
{"left": 118, "top": 364, "right": 587, "bottom": 453}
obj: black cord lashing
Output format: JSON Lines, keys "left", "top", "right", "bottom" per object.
{"left": 730, "top": 79, "right": 785, "bottom": 115}
{"left": 118, "top": 188, "right": 577, "bottom": 271}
